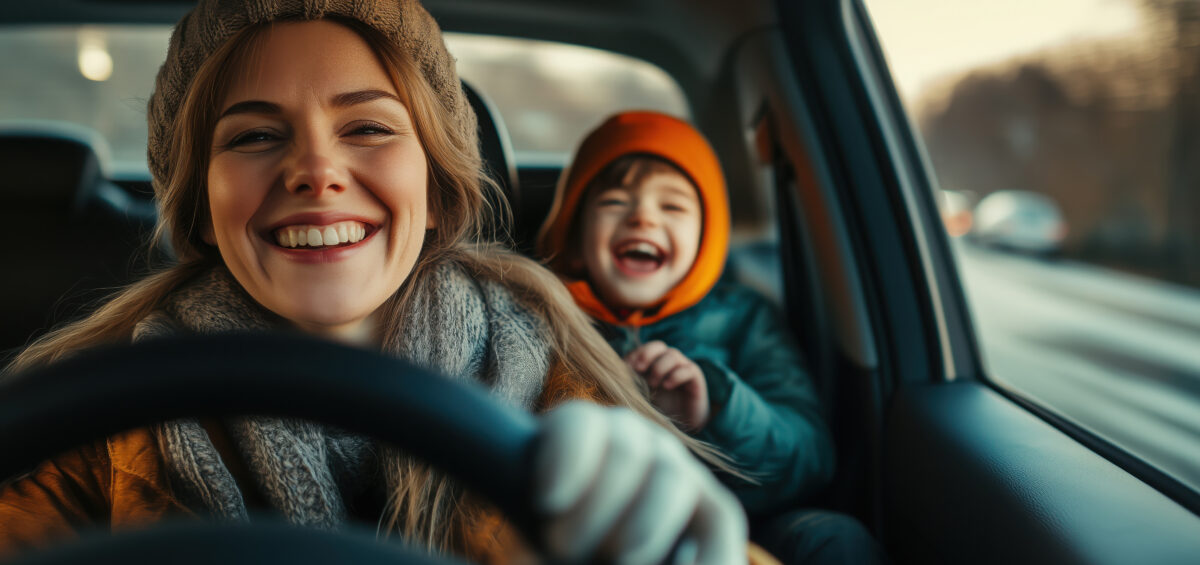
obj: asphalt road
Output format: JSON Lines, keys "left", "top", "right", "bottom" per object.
{"left": 955, "top": 243, "right": 1200, "bottom": 492}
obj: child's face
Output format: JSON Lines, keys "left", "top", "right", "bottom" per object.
{"left": 579, "top": 165, "right": 702, "bottom": 310}
{"left": 205, "top": 21, "right": 432, "bottom": 342}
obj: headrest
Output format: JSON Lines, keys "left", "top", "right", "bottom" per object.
{"left": 0, "top": 121, "right": 110, "bottom": 210}
{"left": 461, "top": 80, "right": 519, "bottom": 220}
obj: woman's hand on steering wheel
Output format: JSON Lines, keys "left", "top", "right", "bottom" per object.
{"left": 534, "top": 402, "right": 748, "bottom": 565}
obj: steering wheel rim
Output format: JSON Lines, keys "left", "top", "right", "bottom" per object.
{"left": 0, "top": 334, "right": 542, "bottom": 564}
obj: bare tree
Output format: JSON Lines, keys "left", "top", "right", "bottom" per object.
{"left": 1141, "top": 0, "right": 1200, "bottom": 284}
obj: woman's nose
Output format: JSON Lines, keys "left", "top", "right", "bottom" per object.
{"left": 283, "top": 137, "right": 347, "bottom": 196}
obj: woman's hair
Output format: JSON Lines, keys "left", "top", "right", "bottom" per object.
{"left": 6, "top": 18, "right": 741, "bottom": 556}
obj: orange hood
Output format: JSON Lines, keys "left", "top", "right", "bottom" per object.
{"left": 536, "top": 111, "right": 730, "bottom": 327}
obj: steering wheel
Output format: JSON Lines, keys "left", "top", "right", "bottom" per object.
{"left": 0, "top": 334, "right": 542, "bottom": 564}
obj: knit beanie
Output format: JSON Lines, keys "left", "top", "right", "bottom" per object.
{"left": 536, "top": 111, "right": 731, "bottom": 327}
{"left": 146, "top": 0, "right": 476, "bottom": 193}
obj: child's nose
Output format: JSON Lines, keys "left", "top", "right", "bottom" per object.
{"left": 626, "top": 201, "right": 660, "bottom": 227}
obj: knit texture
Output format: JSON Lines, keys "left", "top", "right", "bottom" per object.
{"left": 132, "top": 260, "right": 550, "bottom": 527}
{"left": 146, "top": 0, "right": 477, "bottom": 194}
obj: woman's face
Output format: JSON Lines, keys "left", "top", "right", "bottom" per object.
{"left": 207, "top": 20, "right": 430, "bottom": 343}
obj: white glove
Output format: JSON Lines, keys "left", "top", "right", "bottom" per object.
{"left": 534, "top": 401, "right": 748, "bottom": 565}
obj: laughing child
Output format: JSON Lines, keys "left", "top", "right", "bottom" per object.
{"left": 538, "top": 111, "right": 883, "bottom": 564}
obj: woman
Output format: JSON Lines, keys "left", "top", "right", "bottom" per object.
{"left": 0, "top": 1, "right": 761, "bottom": 563}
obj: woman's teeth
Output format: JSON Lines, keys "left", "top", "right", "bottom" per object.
{"left": 274, "top": 221, "right": 367, "bottom": 248}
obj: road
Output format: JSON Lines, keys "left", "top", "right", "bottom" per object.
{"left": 955, "top": 243, "right": 1200, "bottom": 492}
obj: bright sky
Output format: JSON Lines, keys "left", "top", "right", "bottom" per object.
{"left": 865, "top": 0, "right": 1146, "bottom": 101}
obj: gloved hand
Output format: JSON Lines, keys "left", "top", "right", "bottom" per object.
{"left": 534, "top": 401, "right": 748, "bottom": 565}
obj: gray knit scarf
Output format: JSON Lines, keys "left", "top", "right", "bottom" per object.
{"left": 132, "top": 261, "right": 550, "bottom": 528}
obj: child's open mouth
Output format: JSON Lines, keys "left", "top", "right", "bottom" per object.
{"left": 269, "top": 220, "right": 375, "bottom": 250}
{"left": 613, "top": 240, "right": 667, "bottom": 275}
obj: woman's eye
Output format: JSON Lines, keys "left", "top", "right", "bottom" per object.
{"left": 663, "top": 203, "right": 689, "bottom": 213}
{"left": 346, "top": 122, "right": 395, "bottom": 136}
{"left": 227, "top": 130, "right": 279, "bottom": 148}
{"left": 597, "top": 198, "right": 628, "bottom": 207}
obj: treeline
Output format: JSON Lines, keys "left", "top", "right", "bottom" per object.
{"left": 916, "top": 0, "right": 1200, "bottom": 288}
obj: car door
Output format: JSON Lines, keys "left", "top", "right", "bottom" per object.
{"left": 763, "top": 0, "right": 1200, "bottom": 562}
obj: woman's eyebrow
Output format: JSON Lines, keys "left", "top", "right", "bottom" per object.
{"left": 219, "top": 100, "right": 281, "bottom": 119}
{"left": 330, "top": 89, "right": 403, "bottom": 108}
{"left": 216, "top": 90, "right": 401, "bottom": 120}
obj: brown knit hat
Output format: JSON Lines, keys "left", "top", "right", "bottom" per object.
{"left": 146, "top": 0, "right": 476, "bottom": 192}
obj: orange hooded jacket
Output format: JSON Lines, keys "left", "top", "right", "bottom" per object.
{"left": 536, "top": 111, "right": 731, "bottom": 327}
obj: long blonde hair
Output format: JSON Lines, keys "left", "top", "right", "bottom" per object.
{"left": 7, "top": 17, "right": 741, "bottom": 556}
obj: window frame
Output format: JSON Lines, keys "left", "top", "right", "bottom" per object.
{"left": 844, "top": 0, "right": 1200, "bottom": 516}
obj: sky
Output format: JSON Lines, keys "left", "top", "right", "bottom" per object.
{"left": 865, "top": 0, "right": 1147, "bottom": 101}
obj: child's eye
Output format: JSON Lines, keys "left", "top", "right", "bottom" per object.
{"left": 663, "top": 203, "right": 690, "bottom": 213}
{"left": 597, "top": 198, "right": 629, "bottom": 207}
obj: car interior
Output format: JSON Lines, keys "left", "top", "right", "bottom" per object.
{"left": 3, "top": 0, "right": 1200, "bottom": 563}
{"left": 0, "top": 121, "right": 155, "bottom": 365}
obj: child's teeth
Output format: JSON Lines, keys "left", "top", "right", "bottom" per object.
{"left": 620, "top": 242, "right": 660, "bottom": 257}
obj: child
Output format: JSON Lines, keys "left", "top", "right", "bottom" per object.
{"left": 538, "top": 111, "right": 883, "bottom": 564}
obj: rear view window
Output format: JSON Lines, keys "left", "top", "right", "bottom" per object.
{"left": 448, "top": 33, "right": 688, "bottom": 163}
{"left": 0, "top": 25, "right": 688, "bottom": 174}
{"left": 0, "top": 25, "right": 170, "bottom": 175}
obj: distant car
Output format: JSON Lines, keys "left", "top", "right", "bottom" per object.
{"left": 937, "top": 189, "right": 973, "bottom": 238}
{"left": 971, "top": 189, "right": 1066, "bottom": 254}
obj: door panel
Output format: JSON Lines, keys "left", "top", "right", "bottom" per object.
{"left": 887, "top": 382, "right": 1200, "bottom": 564}
{"left": 778, "top": 1, "right": 1200, "bottom": 562}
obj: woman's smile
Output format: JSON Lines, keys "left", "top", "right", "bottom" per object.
{"left": 260, "top": 212, "right": 384, "bottom": 264}
{"left": 271, "top": 222, "right": 369, "bottom": 249}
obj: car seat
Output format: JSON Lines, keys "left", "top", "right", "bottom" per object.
{"left": 0, "top": 121, "right": 154, "bottom": 365}
{"left": 461, "top": 80, "right": 521, "bottom": 245}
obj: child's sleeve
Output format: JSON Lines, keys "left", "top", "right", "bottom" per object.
{"left": 694, "top": 289, "right": 835, "bottom": 515}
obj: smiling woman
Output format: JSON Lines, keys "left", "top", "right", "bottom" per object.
{"left": 0, "top": 1, "right": 758, "bottom": 564}
{"left": 204, "top": 21, "right": 432, "bottom": 342}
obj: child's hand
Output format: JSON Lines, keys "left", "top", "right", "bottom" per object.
{"left": 625, "top": 341, "right": 710, "bottom": 431}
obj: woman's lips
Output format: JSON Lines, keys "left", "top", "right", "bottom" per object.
{"left": 262, "top": 217, "right": 382, "bottom": 264}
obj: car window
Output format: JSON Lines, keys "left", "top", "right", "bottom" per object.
{"left": 0, "top": 25, "right": 687, "bottom": 174}
{"left": 0, "top": 25, "right": 171, "bottom": 176}
{"left": 866, "top": 0, "right": 1200, "bottom": 494}
{"left": 449, "top": 34, "right": 689, "bottom": 165}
